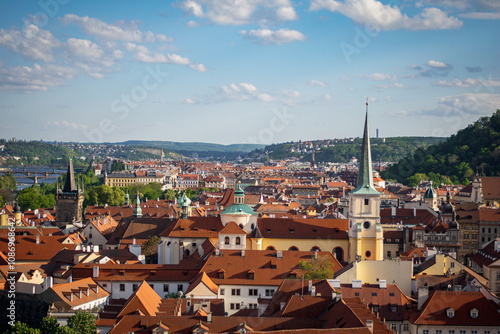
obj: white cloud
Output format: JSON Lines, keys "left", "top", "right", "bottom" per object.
{"left": 310, "top": 0, "right": 462, "bottom": 30}
{"left": 282, "top": 90, "right": 301, "bottom": 97}
{"left": 433, "top": 77, "right": 500, "bottom": 87}
{"left": 0, "top": 24, "right": 60, "bottom": 62}
{"left": 239, "top": 28, "right": 306, "bottom": 45}
{"left": 366, "top": 73, "right": 397, "bottom": 81}
{"left": 125, "top": 43, "right": 206, "bottom": 72}
{"left": 239, "top": 82, "right": 257, "bottom": 92}
{"left": 426, "top": 60, "right": 452, "bottom": 69}
{"left": 308, "top": 79, "right": 326, "bottom": 86}
{"left": 186, "top": 20, "right": 200, "bottom": 27}
{"left": 258, "top": 93, "right": 274, "bottom": 102}
{"left": 181, "top": 0, "right": 298, "bottom": 25}
{"left": 62, "top": 14, "right": 171, "bottom": 43}
{"left": 459, "top": 12, "right": 500, "bottom": 19}
{"left": 423, "top": 93, "right": 500, "bottom": 116}
{"left": 0, "top": 63, "right": 78, "bottom": 93}
{"left": 48, "top": 120, "right": 90, "bottom": 131}
{"left": 184, "top": 98, "right": 198, "bottom": 104}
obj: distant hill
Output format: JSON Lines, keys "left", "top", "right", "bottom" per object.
{"left": 117, "top": 141, "right": 265, "bottom": 154}
{"left": 248, "top": 137, "right": 446, "bottom": 163}
{"left": 382, "top": 110, "right": 500, "bottom": 185}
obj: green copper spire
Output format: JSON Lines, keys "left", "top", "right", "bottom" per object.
{"left": 351, "top": 103, "right": 379, "bottom": 195}
{"left": 133, "top": 192, "right": 142, "bottom": 217}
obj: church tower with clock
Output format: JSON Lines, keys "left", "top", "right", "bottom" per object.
{"left": 348, "top": 104, "right": 384, "bottom": 262}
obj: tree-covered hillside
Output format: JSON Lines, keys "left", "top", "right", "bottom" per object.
{"left": 382, "top": 110, "right": 500, "bottom": 185}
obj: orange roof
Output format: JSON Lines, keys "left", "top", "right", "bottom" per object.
{"left": 47, "top": 277, "right": 109, "bottom": 309}
{"left": 186, "top": 272, "right": 218, "bottom": 295}
{"left": 201, "top": 250, "right": 342, "bottom": 286}
{"left": 219, "top": 221, "right": 246, "bottom": 235}
{"left": 118, "top": 281, "right": 162, "bottom": 318}
{"left": 412, "top": 291, "right": 500, "bottom": 326}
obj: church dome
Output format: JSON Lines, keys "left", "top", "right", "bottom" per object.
{"left": 423, "top": 185, "right": 437, "bottom": 199}
{"left": 441, "top": 202, "right": 454, "bottom": 215}
{"left": 449, "top": 219, "right": 459, "bottom": 229}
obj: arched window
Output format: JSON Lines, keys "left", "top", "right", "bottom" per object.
{"left": 224, "top": 236, "right": 230, "bottom": 245}
{"left": 333, "top": 247, "right": 344, "bottom": 262}
{"left": 251, "top": 224, "right": 255, "bottom": 230}
{"left": 266, "top": 246, "right": 276, "bottom": 251}
{"left": 184, "top": 249, "right": 190, "bottom": 256}
{"left": 236, "top": 237, "right": 241, "bottom": 245}
{"left": 288, "top": 246, "right": 299, "bottom": 251}
{"left": 239, "top": 224, "right": 244, "bottom": 229}
{"left": 311, "top": 246, "right": 321, "bottom": 252}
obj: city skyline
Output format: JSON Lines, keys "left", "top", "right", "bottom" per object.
{"left": 0, "top": 0, "right": 499, "bottom": 145}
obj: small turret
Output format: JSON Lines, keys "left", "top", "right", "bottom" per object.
{"left": 133, "top": 192, "right": 142, "bottom": 218}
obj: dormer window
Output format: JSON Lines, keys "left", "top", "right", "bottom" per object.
{"left": 446, "top": 308, "right": 455, "bottom": 318}
{"left": 470, "top": 308, "right": 478, "bottom": 318}
{"left": 372, "top": 304, "right": 379, "bottom": 312}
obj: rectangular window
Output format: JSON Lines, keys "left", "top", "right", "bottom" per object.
{"left": 436, "top": 330, "right": 442, "bottom": 334}
{"left": 471, "top": 331, "right": 477, "bottom": 334}
{"left": 403, "top": 324, "right": 409, "bottom": 331}
{"left": 265, "top": 289, "right": 275, "bottom": 296}
{"left": 449, "top": 331, "right": 455, "bottom": 334}
{"left": 232, "top": 288, "right": 241, "bottom": 296}
{"left": 387, "top": 251, "right": 391, "bottom": 258}
{"left": 364, "top": 199, "right": 369, "bottom": 205}
{"left": 220, "top": 288, "right": 225, "bottom": 295}
{"left": 450, "top": 262, "right": 455, "bottom": 268}
{"left": 459, "top": 331, "right": 466, "bottom": 334}
{"left": 423, "top": 330, "right": 429, "bottom": 334}
{"left": 391, "top": 324, "right": 397, "bottom": 331}
{"left": 177, "top": 284, "right": 183, "bottom": 293}
{"left": 249, "top": 289, "right": 258, "bottom": 296}
{"left": 163, "top": 284, "right": 169, "bottom": 292}
{"left": 132, "top": 284, "right": 138, "bottom": 291}
{"left": 119, "top": 284, "right": 125, "bottom": 291}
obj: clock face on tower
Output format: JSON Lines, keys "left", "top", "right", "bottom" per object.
{"left": 363, "top": 221, "right": 371, "bottom": 229}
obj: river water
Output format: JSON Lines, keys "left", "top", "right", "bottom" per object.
{"left": 1, "top": 166, "right": 67, "bottom": 190}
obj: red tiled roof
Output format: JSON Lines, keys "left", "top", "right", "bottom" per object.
{"left": 412, "top": 291, "right": 500, "bottom": 326}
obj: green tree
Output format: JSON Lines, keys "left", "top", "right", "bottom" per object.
{"left": 66, "top": 311, "right": 96, "bottom": 334}
{"left": 298, "top": 256, "right": 335, "bottom": 279}
{"left": 17, "top": 186, "right": 56, "bottom": 211}
{"left": 110, "top": 161, "right": 125, "bottom": 172}
{"left": 40, "top": 317, "right": 60, "bottom": 334}
{"left": 3, "top": 322, "right": 40, "bottom": 334}
{"left": 142, "top": 235, "right": 161, "bottom": 257}
{"left": 163, "top": 189, "right": 176, "bottom": 200}
{"left": 405, "top": 173, "right": 428, "bottom": 187}
{"left": 0, "top": 172, "right": 17, "bottom": 190}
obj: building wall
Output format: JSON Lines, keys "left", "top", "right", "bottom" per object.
{"left": 336, "top": 259, "right": 413, "bottom": 296}
{"left": 100, "top": 281, "right": 189, "bottom": 299}
{"left": 259, "top": 238, "right": 348, "bottom": 260}
{"left": 218, "top": 284, "right": 277, "bottom": 316}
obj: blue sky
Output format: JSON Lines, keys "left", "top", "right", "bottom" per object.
{"left": 0, "top": 0, "right": 499, "bottom": 145}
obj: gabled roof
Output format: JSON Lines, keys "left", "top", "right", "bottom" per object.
{"left": 43, "top": 277, "right": 108, "bottom": 309}
{"left": 118, "top": 281, "right": 162, "bottom": 318}
{"left": 412, "top": 291, "right": 500, "bottom": 326}
{"left": 159, "top": 217, "right": 223, "bottom": 238}
{"left": 186, "top": 272, "right": 218, "bottom": 295}
{"left": 219, "top": 221, "right": 247, "bottom": 235}
{"left": 257, "top": 218, "right": 348, "bottom": 240}
{"left": 201, "top": 250, "right": 342, "bottom": 286}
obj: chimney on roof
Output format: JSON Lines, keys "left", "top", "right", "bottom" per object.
{"left": 36, "top": 234, "right": 40, "bottom": 244}
{"left": 93, "top": 266, "right": 99, "bottom": 278}
{"left": 277, "top": 250, "right": 283, "bottom": 259}
{"left": 379, "top": 280, "right": 387, "bottom": 289}
{"left": 311, "top": 286, "right": 316, "bottom": 296}
{"left": 352, "top": 280, "right": 362, "bottom": 289}
{"left": 418, "top": 286, "right": 429, "bottom": 310}
{"left": 366, "top": 319, "right": 374, "bottom": 333}
{"left": 328, "top": 279, "right": 341, "bottom": 289}
{"left": 207, "top": 312, "right": 212, "bottom": 323}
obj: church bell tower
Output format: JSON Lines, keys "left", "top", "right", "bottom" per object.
{"left": 348, "top": 103, "right": 383, "bottom": 262}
